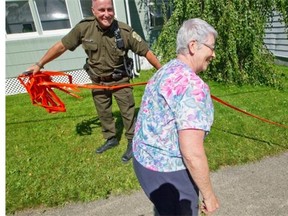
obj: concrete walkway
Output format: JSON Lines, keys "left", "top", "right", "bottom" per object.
{"left": 9, "top": 152, "right": 288, "bottom": 216}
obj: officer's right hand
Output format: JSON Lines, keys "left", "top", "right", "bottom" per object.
{"left": 25, "top": 64, "right": 42, "bottom": 75}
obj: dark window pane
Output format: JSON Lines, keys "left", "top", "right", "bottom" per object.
{"left": 149, "top": 0, "right": 172, "bottom": 28}
{"left": 35, "top": 0, "right": 71, "bottom": 31}
{"left": 6, "top": 1, "right": 36, "bottom": 34}
{"left": 80, "top": 0, "right": 93, "bottom": 17}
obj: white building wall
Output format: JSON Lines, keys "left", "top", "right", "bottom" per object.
{"left": 264, "top": 12, "right": 288, "bottom": 65}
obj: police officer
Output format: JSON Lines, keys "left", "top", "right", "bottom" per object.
{"left": 26, "top": 0, "right": 162, "bottom": 162}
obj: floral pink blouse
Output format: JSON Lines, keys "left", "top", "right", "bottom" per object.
{"left": 133, "top": 59, "right": 214, "bottom": 172}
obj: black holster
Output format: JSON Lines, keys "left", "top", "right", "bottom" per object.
{"left": 83, "top": 58, "right": 134, "bottom": 82}
{"left": 123, "top": 57, "right": 134, "bottom": 78}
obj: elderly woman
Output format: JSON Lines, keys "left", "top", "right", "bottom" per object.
{"left": 133, "top": 18, "right": 220, "bottom": 215}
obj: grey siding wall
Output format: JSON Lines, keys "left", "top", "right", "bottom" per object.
{"left": 264, "top": 12, "right": 288, "bottom": 65}
{"left": 6, "top": 35, "right": 86, "bottom": 78}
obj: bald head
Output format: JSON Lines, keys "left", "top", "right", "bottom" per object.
{"left": 92, "top": 0, "right": 114, "bottom": 7}
{"left": 91, "top": 0, "right": 115, "bottom": 29}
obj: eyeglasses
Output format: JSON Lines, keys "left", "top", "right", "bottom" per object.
{"left": 201, "top": 42, "right": 216, "bottom": 52}
{"left": 190, "top": 40, "right": 216, "bottom": 52}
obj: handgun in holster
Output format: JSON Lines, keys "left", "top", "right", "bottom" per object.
{"left": 123, "top": 57, "right": 134, "bottom": 78}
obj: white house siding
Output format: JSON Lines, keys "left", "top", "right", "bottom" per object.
{"left": 264, "top": 12, "right": 288, "bottom": 66}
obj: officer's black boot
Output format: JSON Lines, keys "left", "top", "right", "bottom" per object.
{"left": 121, "top": 140, "right": 133, "bottom": 163}
{"left": 96, "top": 137, "right": 119, "bottom": 154}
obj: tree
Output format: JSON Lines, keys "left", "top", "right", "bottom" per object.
{"left": 153, "top": 0, "right": 288, "bottom": 87}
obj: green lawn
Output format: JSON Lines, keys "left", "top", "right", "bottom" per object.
{"left": 6, "top": 66, "right": 288, "bottom": 213}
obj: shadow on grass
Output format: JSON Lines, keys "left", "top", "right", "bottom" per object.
{"left": 75, "top": 108, "right": 140, "bottom": 140}
{"left": 75, "top": 111, "right": 125, "bottom": 140}
{"left": 76, "top": 117, "right": 101, "bottom": 136}
{"left": 214, "top": 127, "right": 287, "bottom": 148}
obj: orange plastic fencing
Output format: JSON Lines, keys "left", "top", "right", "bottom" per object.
{"left": 18, "top": 71, "right": 288, "bottom": 128}
{"left": 18, "top": 71, "right": 147, "bottom": 113}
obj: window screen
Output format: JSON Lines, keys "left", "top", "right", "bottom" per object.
{"left": 34, "top": 0, "right": 71, "bottom": 31}
{"left": 80, "top": 0, "right": 93, "bottom": 18}
{"left": 6, "top": 1, "right": 36, "bottom": 34}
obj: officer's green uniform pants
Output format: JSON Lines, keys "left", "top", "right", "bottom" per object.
{"left": 92, "top": 86, "right": 136, "bottom": 140}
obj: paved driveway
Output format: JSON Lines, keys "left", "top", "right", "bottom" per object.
{"left": 8, "top": 152, "right": 288, "bottom": 216}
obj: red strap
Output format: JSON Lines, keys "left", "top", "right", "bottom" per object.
{"left": 211, "top": 95, "right": 288, "bottom": 129}
{"left": 17, "top": 71, "right": 288, "bottom": 129}
{"left": 18, "top": 72, "right": 80, "bottom": 113}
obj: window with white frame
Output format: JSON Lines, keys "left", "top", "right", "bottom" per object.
{"left": 79, "top": 0, "right": 93, "bottom": 18}
{"left": 6, "top": 0, "right": 71, "bottom": 35}
{"left": 6, "top": 1, "right": 36, "bottom": 34}
{"left": 34, "top": 0, "right": 70, "bottom": 31}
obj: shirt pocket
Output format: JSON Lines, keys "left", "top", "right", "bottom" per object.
{"left": 82, "top": 41, "right": 98, "bottom": 59}
{"left": 109, "top": 46, "right": 125, "bottom": 65}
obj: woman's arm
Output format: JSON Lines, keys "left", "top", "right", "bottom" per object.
{"left": 179, "top": 129, "right": 219, "bottom": 214}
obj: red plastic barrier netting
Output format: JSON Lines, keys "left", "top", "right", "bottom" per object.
{"left": 18, "top": 71, "right": 288, "bottom": 129}
{"left": 17, "top": 71, "right": 147, "bottom": 113}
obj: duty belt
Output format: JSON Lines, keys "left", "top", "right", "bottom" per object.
{"left": 94, "top": 70, "right": 128, "bottom": 83}
{"left": 94, "top": 74, "right": 114, "bottom": 82}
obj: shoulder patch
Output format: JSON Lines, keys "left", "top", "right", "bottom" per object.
{"left": 80, "top": 16, "right": 96, "bottom": 23}
{"left": 132, "top": 31, "right": 142, "bottom": 42}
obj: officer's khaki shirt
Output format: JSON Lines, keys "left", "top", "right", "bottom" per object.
{"left": 61, "top": 17, "right": 149, "bottom": 75}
